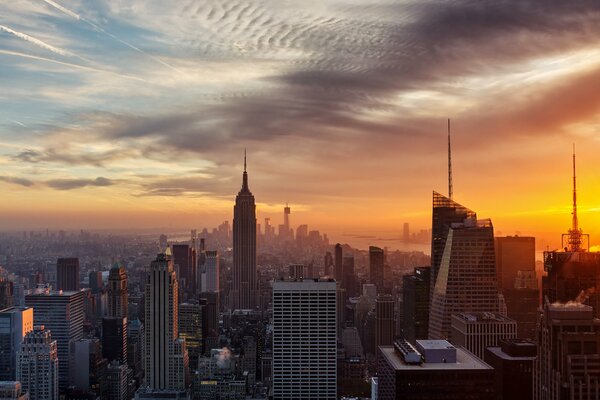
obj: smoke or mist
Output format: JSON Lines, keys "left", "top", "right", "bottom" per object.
{"left": 215, "top": 347, "right": 232, "bottom": 369}
{"left": 551, "top": 287, "right": 595, "bottom": 307}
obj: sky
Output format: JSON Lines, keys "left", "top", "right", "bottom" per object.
{"left": 1, "top": 0, "right": 600, "bottom": 250}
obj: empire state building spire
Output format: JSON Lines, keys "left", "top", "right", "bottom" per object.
{"left": 232, "top": 150, "right": 257, "bottom": 310}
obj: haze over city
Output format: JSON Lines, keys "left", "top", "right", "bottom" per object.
{"left": 2, "top": 1, "right": 600, "bottom": 251}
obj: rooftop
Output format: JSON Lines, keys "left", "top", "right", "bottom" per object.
{"left": 453, "top": 312, "right": 515, "bottom": 323}
{"left": 379, "top": 345, "right": 491, "bottom": 371}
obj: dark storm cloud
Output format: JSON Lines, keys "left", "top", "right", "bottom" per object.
{"left": 46, "top": 177, "right": 115, "bottom": 190}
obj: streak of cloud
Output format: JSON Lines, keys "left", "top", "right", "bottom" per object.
{"left": 1, "top": 24, "right": 74, "bottom": 58}
{"left": 45, "top": 177, "right": 115, "bottom": 190}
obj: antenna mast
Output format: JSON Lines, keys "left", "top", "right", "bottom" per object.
{"left": 563, "top": 144, "right": 588, "bottom": 251}
{"left": 448, "top": 118, "right": 453, "bottom": 200}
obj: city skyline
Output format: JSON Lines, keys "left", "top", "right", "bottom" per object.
{"left": 1, "top": 1, "right": 600, "bottom": 250}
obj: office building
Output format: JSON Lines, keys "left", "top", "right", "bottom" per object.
{"left": 102, "top": 316, "right": 128, "bottom": 364}
{"left": 200, "top": 250, "right": 219, "bottom": 293}
{"left": 178, "top": 302, "right": 202, "bottom": 368}
{"left": 534, "top": 302, "right": 600, "bottom": 399}
{"left": 429, "top": 217, "right": 499, "bottom": 340}
{"left": 430, "top": 192, "right": 477, "bottom": 304}
{"left": 484, "top": 339, "right": 536, "bottom": 400}
{"left": 504, "top": 270, "right": 539, "bottom": 339}
{"left": 172, "top": 244, "right": 195, "bottom": 296}
{"left": 106, "top": 360, "right": 128, "bottom": 400}
{"left": 16, "top": 325, "right": 59, "bottom": 400}
{"left": 450, "top": 312, "right": 517, "bottom": 359}
{"left": 56, "top": 258, "right": 79, "bottom": 291}
{"left": 375, "top": 295, "right": 395, "bottom": 352}
{"left": 144, "top": 254, "right": 188, "bottom": 391}
{"left": 231, "top": 153, "right": 257, "bottom": 310}
{"left": 272, "top": 279, "right": 337, "bottom": 399}
{"left": 25, "top": 289, "right": 85, "bottom": 391}
{"left": 378, "top": 339, "right": 494, "bottom": 400}
{"left": 0, "top": 381, "right": 28, "bottom": 400}
{"left": 108, "top": 264, "right": 128, "bottom": 318}
{"left": 127, "top": 319, "right": 144, "bottom": 385}
{"left": 342, "top": 256, "right": 357, "bottom": 297}
{"left": 402, "top": 267, "right": 430, "bottom": 344}
{"left": 369, "top": 246, "right": 385, "bottom": 292}
{"left": 0, "top": 278, "right": 14, "bottom": 310}
{"left": 89, "top": 271, "right": 103, "bottom": 294}
{"left": 70, "top": 338, "right": 108, "bottom": 396}
{"left": 334, "top": 244, "right": 343, "bottom": 282}
{"left": 495, "top": 236, "right": 535, "bottom": 291}
{"left": 0, "top": 307, "right": 33, "bottom": 381}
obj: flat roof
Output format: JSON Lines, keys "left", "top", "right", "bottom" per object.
{"left": 380, "top": 346, "right": 492, "bottom": 371}
{"left": 416, "top": 340, "right": 455, "bottom": 350}
{"left": 486, "top": 347, "right": 536, "bottom": 361}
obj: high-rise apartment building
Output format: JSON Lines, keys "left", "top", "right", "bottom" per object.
{"left": 17, "top": 325, "right": 59, "bottom": 400}
{"left": 272, "top": 279, "right": 337, "bottom": 399}
{"left": 534, "top": 302, "right": 600, "bottom": 399}
{"left": 143, "top": 254, "right": 188, "bottom": 391}
{"left": 375, "top": 295, "right": 395, "bottom": 352}
{"left": 450, "top": 312, "right": 517, "bottom": 359}
{"left": 231, "top": 154, "right": 257, "bottom": 310}
{"left": 0, "top": 307, "right": 33, "bottom": 381}
{"left": 402, "top": 267, "right": 430, "bottom": 343}
{"left": 369, "top": 246, "right": 385, "bottom": 292}
{"left": 25, "top": 289, "right": 85, "bottom": 390}
{"left": 108, "top": 264, "right": 128, "bottom": 318}
{"left": 56, "top": 258, "right": 79, "bottom": 291}
{"left": 429, "top": 217, "right": 499, "bottom": 340}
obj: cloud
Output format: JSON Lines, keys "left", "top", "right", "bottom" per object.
{"left": 0, "top": 24, "right": 73, "bottom": 57}
{"left": 13, "top": 147, "right": 135, "bottom": 167}
{"left": 45, "top": 177, "right": 115, "bottom": 190}
{"left": 0, "top": 176, "right": 35, "bottom": 187}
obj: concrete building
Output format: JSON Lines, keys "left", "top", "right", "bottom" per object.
{"left": 143, "top": 254, "right": 188, "bottom": 391}
{"left": 484, "top": 339, "right": 536, "bottom": 400}
{"left": 272, "top": 279, "right": 337, "bottom": 399}
{"left": 25, "top": 289, "right": 85, "bottom": 391}
{"left": 200, "top": 250, "right": 219, "bottom": 293}
{"left": 377, "top": 339, "right": 494, "bottom": 399}
{"left": 102, "top": 316, "right": 128, "bottom": 364}
{"left": 70, "top": 338, "right": 107, "bottom": 396}
{"left": 108, "top": 264, "right": 128, "bottom": 319}
{"left": 0, "top": 381, "right": 28, "bottom": 400}
{"left": 375, "top": 295, "right": 395, "bottom": 353}
{"left": 106, "top": 361, "right": 129, "bottom": 400}
{"left": 534, "top": 302, "right": 600, "bottom": 400}
{"left": 0, "top": 307, "right": 33, "bottom": 381}
{"left": 16, "top": 326, "right": 58, "bottom": 400}
{"left": 450, "top": 312, "right": 517, "bottom": 359}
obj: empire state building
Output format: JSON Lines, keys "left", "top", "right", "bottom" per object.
{"left": 231, "top": 152, "right": 257, "bottom": 310}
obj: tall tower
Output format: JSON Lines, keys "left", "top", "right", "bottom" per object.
{"left": 284, "top": 203, "right": 291, "bottom": 234}
{"left": 272, "top": 279, "right": 337, "bottom": 399}
{"left": 232, "top": 151, "right": 257, "bottom": 310}
{"left": 369, "top": 246, "right": 385, "bottom": 292}
{"left": 334, "top": 243, "right": 343, "bottom": 282}
{"left": 108, "top": 264, "right": 128, "bottom": 318}
{"left": 375, "top": 295, "right": 396, "bottom": 352}
{"left": 143, "top": 254, "right": 187, "bottom": 391}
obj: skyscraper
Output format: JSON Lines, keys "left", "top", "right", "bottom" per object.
{"left": 430, "top": 192, "right": 476, "bottom": 303}
{"left": 232, "top": 152, "right": 257, "bottom": 310}
{"left": 534, "top": 302, "right": 600, "bottom": 399}
{"left": 17, "top": 325, "right": 59, "bottom": 400}
{"left": 172, "top": 244, "right": 195, "bottom": 295}
{"left": 495, "top": 236, "right": 535, "bottom": 291}
{"left": 108, "top": 264, "right": 128, "bottom": 319}
{"left": 450, "top": 312, "right": 517, "bottom": 359}
{"left": 179, "top": 302, "right": 202, "bottom": 368}
{"left": 102, "top": 316, "right": 128, "bottom": 365}
{"left": 143, "top": 254, "right": 187, "bottom": 391}
{"left": 25, "top": 289, "right": 85, "bottom": 390}
{"left": 429, "top": 217, "right": 499, "bottom": 340}
{"left": 200, "top": 250, "right": 219, "bottom": 293}
{"left": 56, "top": 258, "right": 80, "bottom": 291}
{"left": 375, "top": 295, "right": 395, "bottom": 352}
{"left": 369, "top": 246, "right": 385, "bottom": 292}
{"left": 334, "top": 244, "right": 343, "bottom": 282}
{"left": 342, "top": 255, "right": 357, "bottom": 297}
{"left": 0, "top": 278, "right": 14, "bottom": 310}
{"left": 402, "top": 267, "right": 431, "bottom": 343}
{"left": 272, "top": 279, "right": 337, "bottom": 399}
{"left": 0, "top": 307, "right": 33, "bottom": 381}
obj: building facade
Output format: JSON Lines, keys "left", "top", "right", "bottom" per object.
{"left": 16, "top": 326, "right": 59, "bottom": 400}
{"left": 450, "top": 312, "right": 517, "bottom": 359}
{"left": 0, "top": 307, "right": 33, "bottom": 381}
{"left": 56, "top": 258, "right": 80, "bottom": 291}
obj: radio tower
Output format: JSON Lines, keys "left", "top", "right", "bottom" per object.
{"left": 567, "top": 144, "right": 583, "bottom": 251}
{"left": 448, "top": 118, "right": 453, "bottom": 200}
